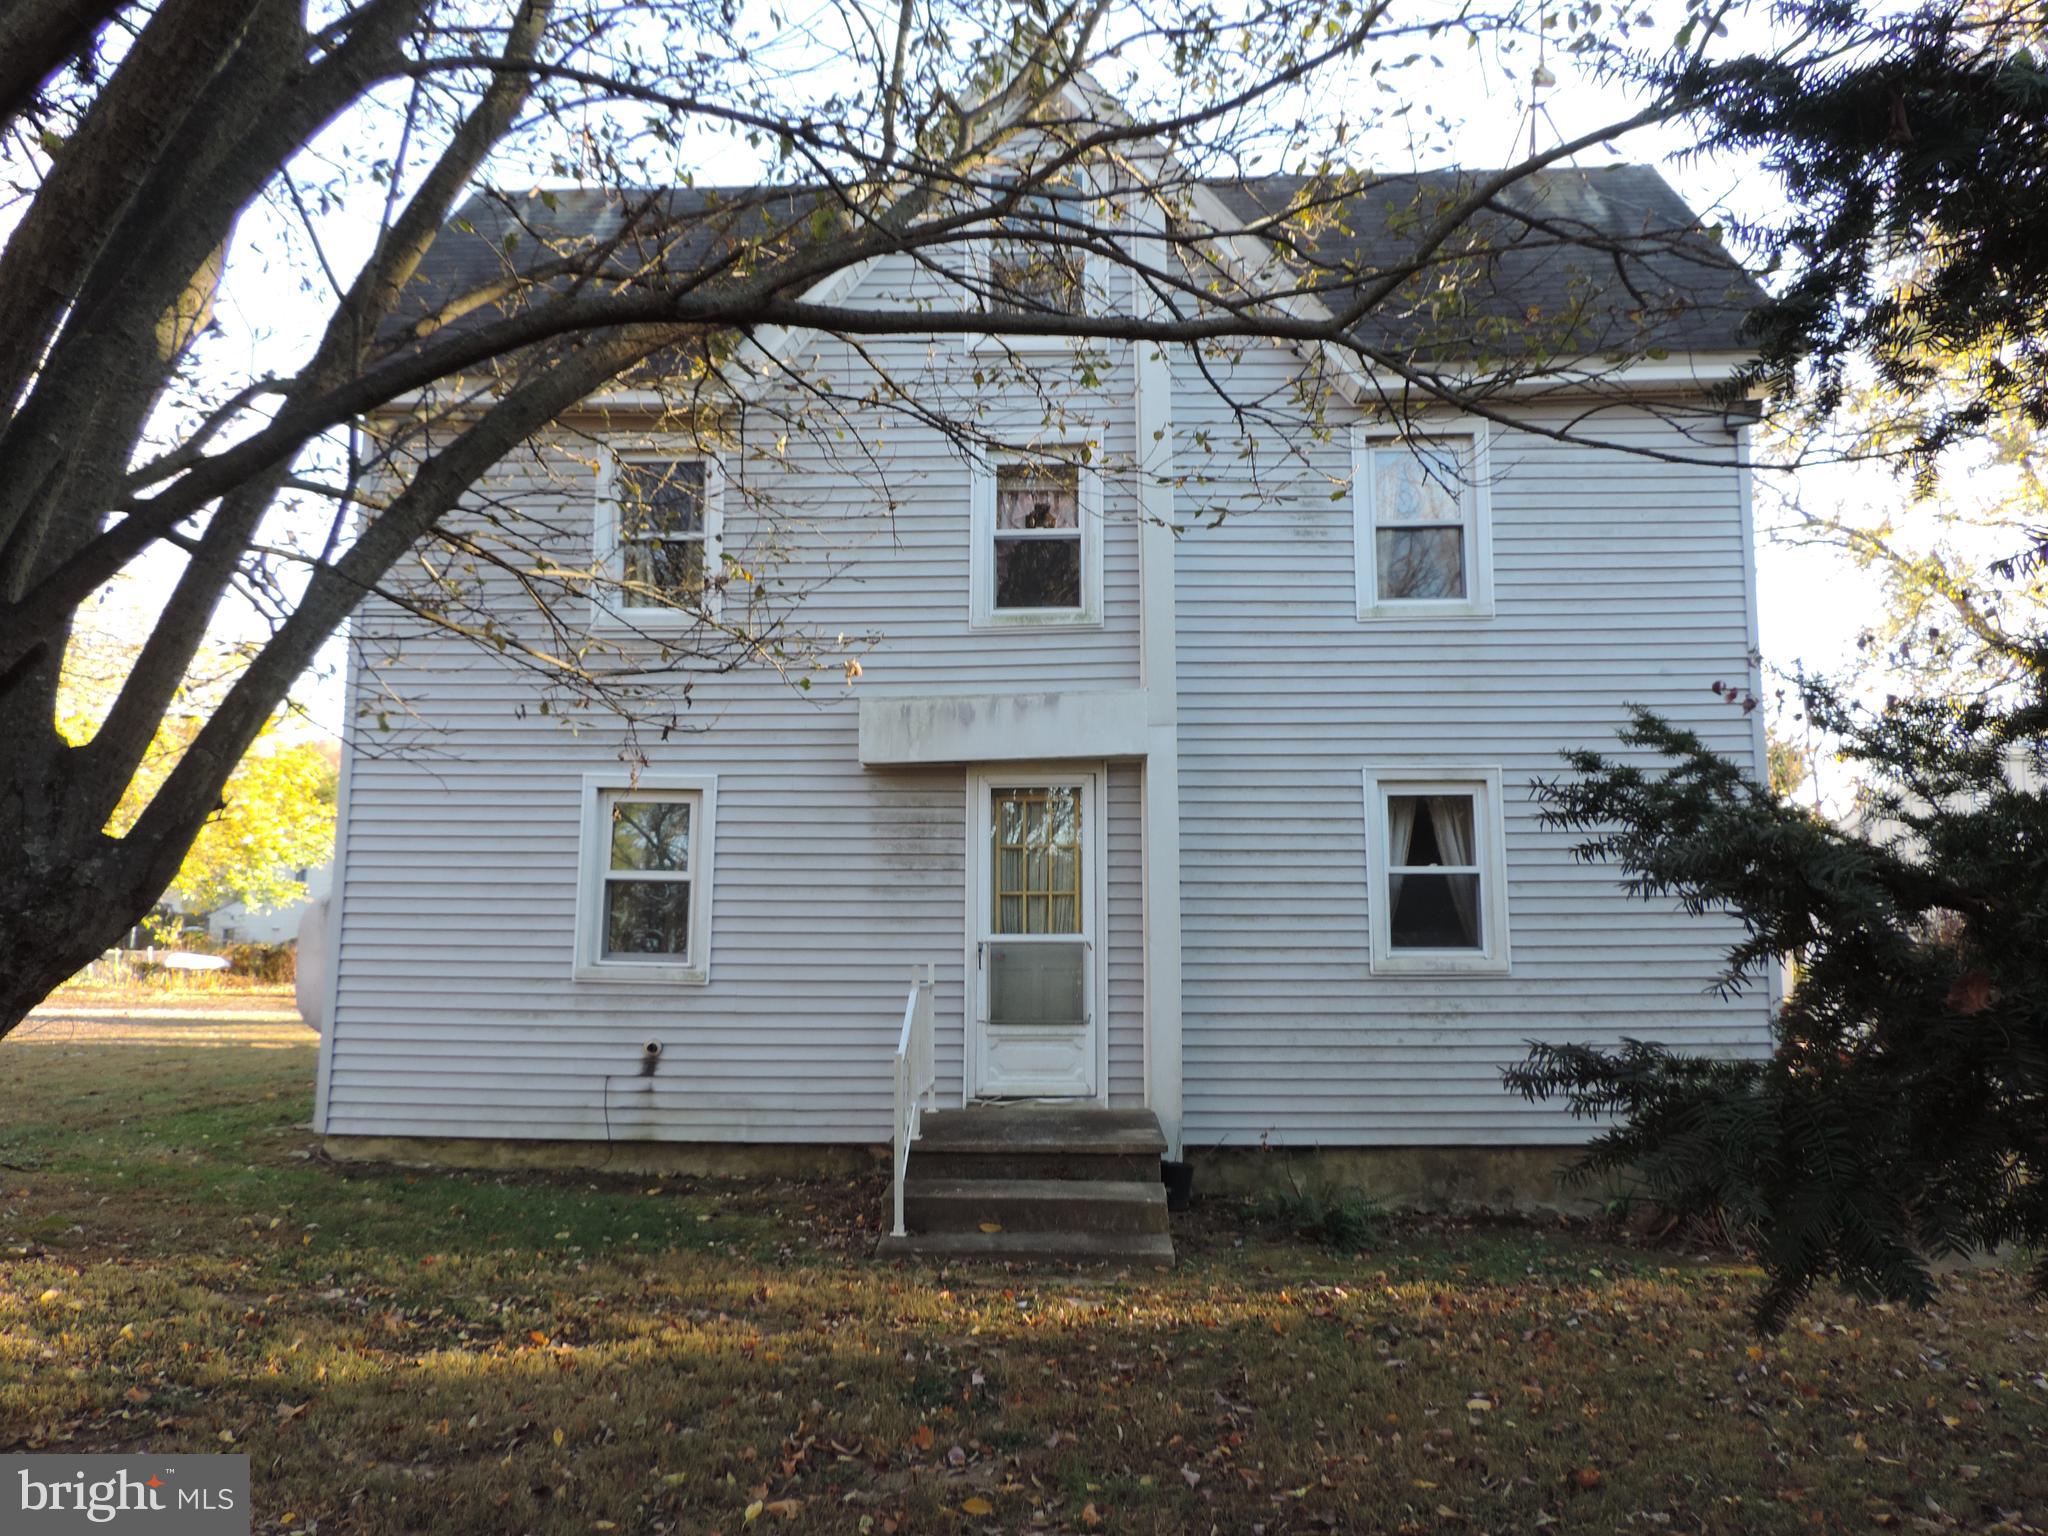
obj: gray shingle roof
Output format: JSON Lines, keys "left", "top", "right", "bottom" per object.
{"left": 379, "top": 185, "right": 817, "bottom": 344}
{"left": 388, "top": 165, "right": 1761, "bottom": 361}
{"left": 1202, "top": 165, "right": 1763, "bottom": 357}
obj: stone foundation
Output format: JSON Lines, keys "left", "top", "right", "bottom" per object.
{"left": 1184, "top": 1144, "right": 1614, "bottom": 1214}
{"left": 322, "top": 1134, "right": 886, "bottom": 1179}
{"left": 322, "top": 1134, "right": 1614, "bottom": 1214}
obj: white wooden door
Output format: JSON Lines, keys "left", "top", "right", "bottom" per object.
{"left": 968, "top": 768, "right": 1103, "bottom": 1099}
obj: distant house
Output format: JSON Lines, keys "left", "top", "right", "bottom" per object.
{"left": 182, "top": 864, "right": 333, "bottom": 946}
{"left": 314, "top": 116, "right": 1772, "bottom": 1215}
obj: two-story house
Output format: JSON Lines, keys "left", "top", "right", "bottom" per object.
{"left": 312, "top": 151, "right": 1773, "bottom": 1262}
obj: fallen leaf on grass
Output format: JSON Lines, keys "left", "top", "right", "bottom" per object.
{"left": 961, "top": 1496, "right": 993, "bottom": 1516}
{"left": 1079, "top": 1504, "right": 1103, "bottom": 1528}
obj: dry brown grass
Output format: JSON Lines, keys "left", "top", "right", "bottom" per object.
{"left": 40, "top": 976, "right": 302, "bottom": 1010}
{"left": 3, "top": 998, "right": 2046, "bottom": 1535}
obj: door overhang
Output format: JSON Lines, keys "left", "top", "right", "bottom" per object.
{"left": 859, "top": 689, "right": 1150, "bottom": 766}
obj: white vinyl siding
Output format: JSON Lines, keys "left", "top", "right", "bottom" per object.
{"left": 323, "top": 244, "right": 1149, "bottom": 1144}
{"left": 1105, "top": 762, "right": 1145, "bottom": 1107}
{"left": 1174, "top": 347, "right": 1772, "bottom": 1148}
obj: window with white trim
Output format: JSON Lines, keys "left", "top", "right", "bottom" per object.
{"left": 595, "top": 453, "right": 724, "bottom": 623}
{"left": 1354, "top": 430, "right": 1492, "bottom": 619}
{"left": 969, "top": 450, "right": 1104, "bottom": 627}
{"left": 987, "top": 184, "right": 1086, "bottom": 316}
{"left": 1363, "top": 768, "right": 1509, "bottom": 973}
{"left": 964, "top": 169, "right": 1109, "bottom": 349}
{"left": 574, "top": 774, "right": 715, "bottom": 984}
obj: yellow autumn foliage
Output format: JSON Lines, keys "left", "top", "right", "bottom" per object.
{"left": 58, "top": 636, "right": 336, "bottom": 920}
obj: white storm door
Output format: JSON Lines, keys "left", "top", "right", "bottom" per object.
{"left": 969, "top": 769, "right": 1102, "bottom": 1099}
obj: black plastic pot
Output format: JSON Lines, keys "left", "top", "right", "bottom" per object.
{"left": 1161, "top": 1158, "right": 1194, "bottom": 1213}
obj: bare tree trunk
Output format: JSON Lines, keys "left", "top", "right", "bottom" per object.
{"left": 0, "top": 800, "right": 195, "bottom": 1031}
{"left": 0, "top": 0, "right": 126, "bottom": 126}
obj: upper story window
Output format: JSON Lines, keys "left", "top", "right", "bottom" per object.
{"left": 1354, "top": 428, "right": 1493, "bottom": 620}
{"left": 594, "top": 452, "right": 725, "bottom": 625}
{"left": 1362, "top": 768, "right": 1510, "bottom": 974}
{"left": 965, "top": 170, "right": 1109, "bottom": 347}
{"left": 969, "top": 449, "right": 1104, "bottom": 628}
{"left": 573, "top": 773, "right": 716, "bottom": 985}
{"left": 620, "top": 460, "right": 707, "bottom": 602}
{"left": 987, "top": 188, "right": 1086, "bottom": 316}
{"left": 996, "top": 465, "right": 1081, "bottom": 607}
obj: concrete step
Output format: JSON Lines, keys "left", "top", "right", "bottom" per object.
{"left": 911, "top": 1106, "right": 1166, "bottom": 1183}
{"left": 904, "top": 1177, "right": 1169, "bottom": 1236}
{"left": 911, "top": 1148, "right": 1161, "bottom": 1182}
{"left": 876, "top": 1228, "right": 1175, "bottom": 1268}
{"left": 917, "top": 1106, "right": 1168, "bottom": 1154}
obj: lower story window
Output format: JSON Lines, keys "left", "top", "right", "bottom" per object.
{"left": 1386, "top": 793, "right": 1481, "bottom": 950}
{"left": 575, "top": 774, "right": 716, "bottom": 983}
{"left": 1364, "top": 769, "right": 1508, "bottom": 973}
{"left": 603, "top": 796, "right": 695, "bottom": 960}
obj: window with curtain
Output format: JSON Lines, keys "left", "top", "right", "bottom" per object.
{"left": 1365, "top": 770, "right": 1507, "bottom": 972}
{"left": 992, "top": 464, "right": 1083, "bottom": 610}
{"left": 1383, "top": 791, "right": 1483, "bottom": 950}
{"left": 1369, "top": 438, "right": 1471, "bottom": 602}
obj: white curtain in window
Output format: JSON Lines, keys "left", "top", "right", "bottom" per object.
{"left": 1385, "top": 795, "right": 1416, "bottom": 867}
{"left": 1427, "top": 795, "right": 1479, "bottom": 940}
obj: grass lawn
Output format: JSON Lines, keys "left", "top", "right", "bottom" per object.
{"left": 4, "top": 999, "right": 2046, "bottom": 1535}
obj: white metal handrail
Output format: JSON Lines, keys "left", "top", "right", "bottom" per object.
{"left": 891, "top": 963, "right": 939, "bottom": 1238}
